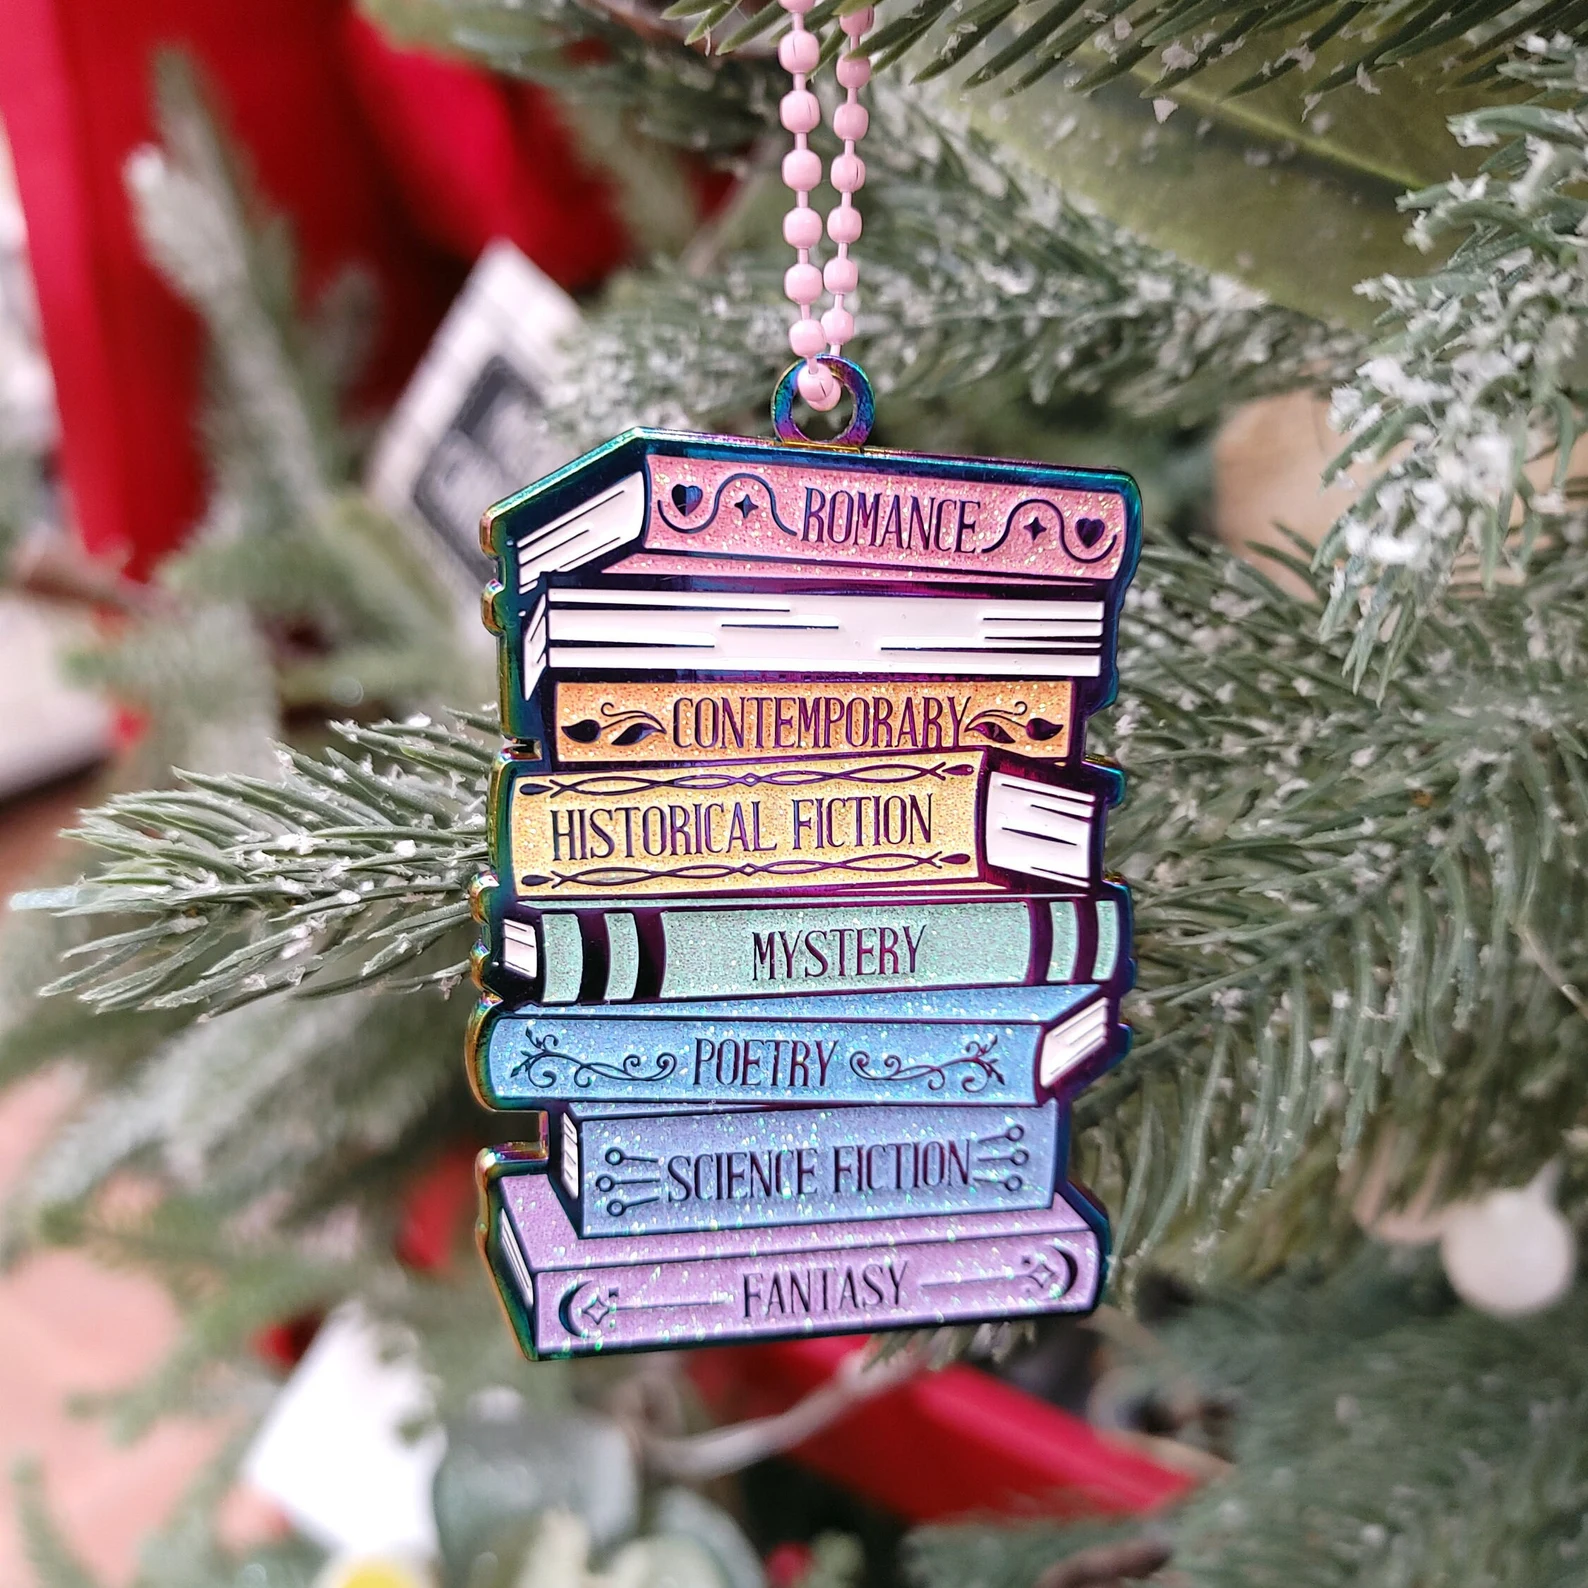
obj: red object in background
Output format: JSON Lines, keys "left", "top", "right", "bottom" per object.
{"left": 690, "top": 1336, "right": 1195, "bottom": 1524}
{"left": 279, "top": 1148, "right": 1193, "bottom": 1522}
{"left": 0, "top": 0, "right": 631, "bottom": 576}
{"left": 394, "top": 1143, "right": 480, "bottom": 1272}
{"left": 253, "top": 1312, "right": 326, "bottom": 1372}
{"left": 763, "top": 1543, "right": 814, "bottom": 1588}
{"left": 342, "top": 13, "right": 627, "bottom": 292}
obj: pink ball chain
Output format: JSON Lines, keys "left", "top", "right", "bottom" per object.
{"left": 778, "top": 0, "right": 874, "bottom": 413}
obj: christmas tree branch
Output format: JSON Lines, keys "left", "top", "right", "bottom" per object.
{"left": 864, "top": 0, "right": 1572, "bottom": 94}
{"left": 31, "top": 715, "right": 493, "bottom": 1014}
{"left": 1084, "top": 529, "right": 1588, "bottom": 1265}
{"left": 910, "top": 1256, "right": 1588, "bottom": 1588}
{"left": 360, "top": 0, "right": 778, "bottom": 154}
{"left": 562, "top": 80, "right": 1357, "bottom": 446}
{"left": 1317, "top": 39, "right": 1588, "bottom": 687}
{"left": 114, "top": 50, "right": 483, "bottom": 738}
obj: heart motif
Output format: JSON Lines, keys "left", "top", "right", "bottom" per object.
{"left": 671, "top": 483, "right": 704, "bottom": 515}
{"left": 1075, "top": 516, "right": 1107, "bottom": 549}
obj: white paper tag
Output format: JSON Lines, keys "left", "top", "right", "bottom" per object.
{"left": 366, "top": 240, "right": 581, "bottom": 630}
{"left": 241, "top": 1304, "right": 445, "bottom": 1557}
{"left": 0, "top": 594, "right": 112, "bottom": 798}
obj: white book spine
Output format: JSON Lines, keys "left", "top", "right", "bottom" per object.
{"left": 514, "top": 473, "right": 648, "bottom": 589}
{"left": 984, "top": 774, "right": 1096, "bottom": 884}
{"left": 521, "top": 588, "right": 1105, "bottom": 685}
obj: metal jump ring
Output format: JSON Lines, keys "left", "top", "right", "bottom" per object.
{"left": 771, "top": 356, "right": 874, "bottom": 447}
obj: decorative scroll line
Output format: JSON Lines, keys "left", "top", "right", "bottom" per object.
{"left": 960, "top": 704, "right": 1028, "bottom": 747}
{"left": 507, "top": 1030, "right": 681, "bottom": 1090}
{"left": 523, "top": 851, "right": 970, "bottom": 891}
{"left": 527, "top": 761, "right": 976, "bottom": 800}
{"left": 848, "top": 1034, "right": 1004, "bottom": 1095}
{"left": 563, "top": 1279, "right": 735, "bottom": 1339}
{"left": 653, "top": 470, "right": 801, "bottom": 538}
{"left": 918, "top": 1239, "right": 1079, "bottom": 1295}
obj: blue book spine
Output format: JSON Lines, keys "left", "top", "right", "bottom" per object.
{"left": 556, "top": 1101, "right": 1061, "bottom": 1238}
{"left": 476, "top": 984, "right": 1113, "bottom": 1108}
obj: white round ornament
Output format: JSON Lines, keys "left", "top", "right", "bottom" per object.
{"left": 1439, "top": 1166, "right": 1576, "bottom": 1318}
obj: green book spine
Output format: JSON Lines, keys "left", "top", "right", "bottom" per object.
{"left": 484, "top": 887, "right": 1129, "bottom": 1006}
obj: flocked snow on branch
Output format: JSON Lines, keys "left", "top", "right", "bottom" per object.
{"left": 564, "top": 78, "right": 1357, "bottom": 444}
{"left": 36, "top": 715, "right": 493, "bottom": 1013}
{"left": 1319, "top": 38, "right": 1588, "bottom": 686}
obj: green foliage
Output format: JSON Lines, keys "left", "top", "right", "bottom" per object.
{"left": 41, "top": 715, "right": 492, "bottom": 1014}
{"left": 908, "top": 1256, "right": 1588, "bottom": 1588}
{"left": 792, "top": 1535, "right": 866, "bottom": 1588}
{"left": 1085, "top": 526, "right": 1588, "bottom": 1273}
{"left": 1320, "top": 39, "right": 1588, "bottom": 685}
{"left": 13, "top": 1462, "right": 102, "bottom": 1588}
{"left": 944, "top": 71, "right": 1486, "bottom": 330}
{"left": 0, "top": 444, "right": 39, "bottom": 569}
{"left": 1165, "top": 1261, "right": 1588, "bottom": 1587}
{"left": 360, "top": 0, "right": 779, "bottom": 155}
{"left": 564, "top": 79, "right": 1357, "bottom": 447}
{"left": 904, "top": 1518, "right": 1154, "bottom": 1588}
{"left": 861, "top": 0, "right": 1568, "bottom": 96}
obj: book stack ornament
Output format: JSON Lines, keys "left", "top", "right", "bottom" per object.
{"left": 469, "top": 425, "right": 1141, "bottom": 1357}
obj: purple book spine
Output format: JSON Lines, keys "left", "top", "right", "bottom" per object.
{"left": 487, "top": 1165, "right": 1103, "bottom": 1356}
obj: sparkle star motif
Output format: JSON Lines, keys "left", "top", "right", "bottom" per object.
{"left": 579, "top": 1289, "right": 618, "bottom": 1328}
{"left": 1025, "top": 514, "right": 1047, "bottom": 540}
{"left": 734, "top": 494, "right": 756, "bottom": 518}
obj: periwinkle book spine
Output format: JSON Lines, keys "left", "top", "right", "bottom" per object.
{"left": 554, "top": 1099, "right": 1061, "bottom": 1237}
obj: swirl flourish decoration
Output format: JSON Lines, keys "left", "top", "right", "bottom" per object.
{"left": 508, "top": 1030, "right": 680, "bottom": 1089}
{"left": 848, "top": 1034, "right": 1004, "bottom": 1095}
{"left": 654, "top": 470, "right": 801, "bottom": 537}
{"left": 559, "top": 704, "right": 667, "bottom": 749}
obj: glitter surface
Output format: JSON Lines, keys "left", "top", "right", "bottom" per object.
{"left": 559, "top": 1099, "right": 1061, "bottom": 1236}
{"left": 472, "top": 427, "right": 1139, "bottom": 1354}
{"left": 643, "top": 455, "right": 1128, "bottom": 583}
{"left": 479, "top": 983, "right": 1108, "bottom": 1108}
{"left": 490, "top": 1164, "right": 1103, "bottom": 1354}
{"left": 552, "top": 680, "right": 1074, "bottom": 765}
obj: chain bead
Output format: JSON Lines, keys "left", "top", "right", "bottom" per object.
{"left": 822, "top": 255, "right": 859, "bottom": 294}
{"left": 780, "top": 89, "right": 821, "bottom": 134}
{"left": 827, "top": 206, "right": 862, "bottom": 244}
{"left": 832, "top": 102, "right": 868, "bottom": 140}
{"left": 797, "top": 362, "right": 843, "bottom": 408}
{"left": 777, "top": 28, "right": 820, "bottom": 72}
{"left": 789, "top": 319, "right": 826, "bottom": 358}
{"left": 783, "top": 208, "right": 823, "bottom": 249}
{"left": 784, "top": 261, "right": 823, "bottom": 306}
{"left": 781, "top": 148, "right": 822, "bottom": 191}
